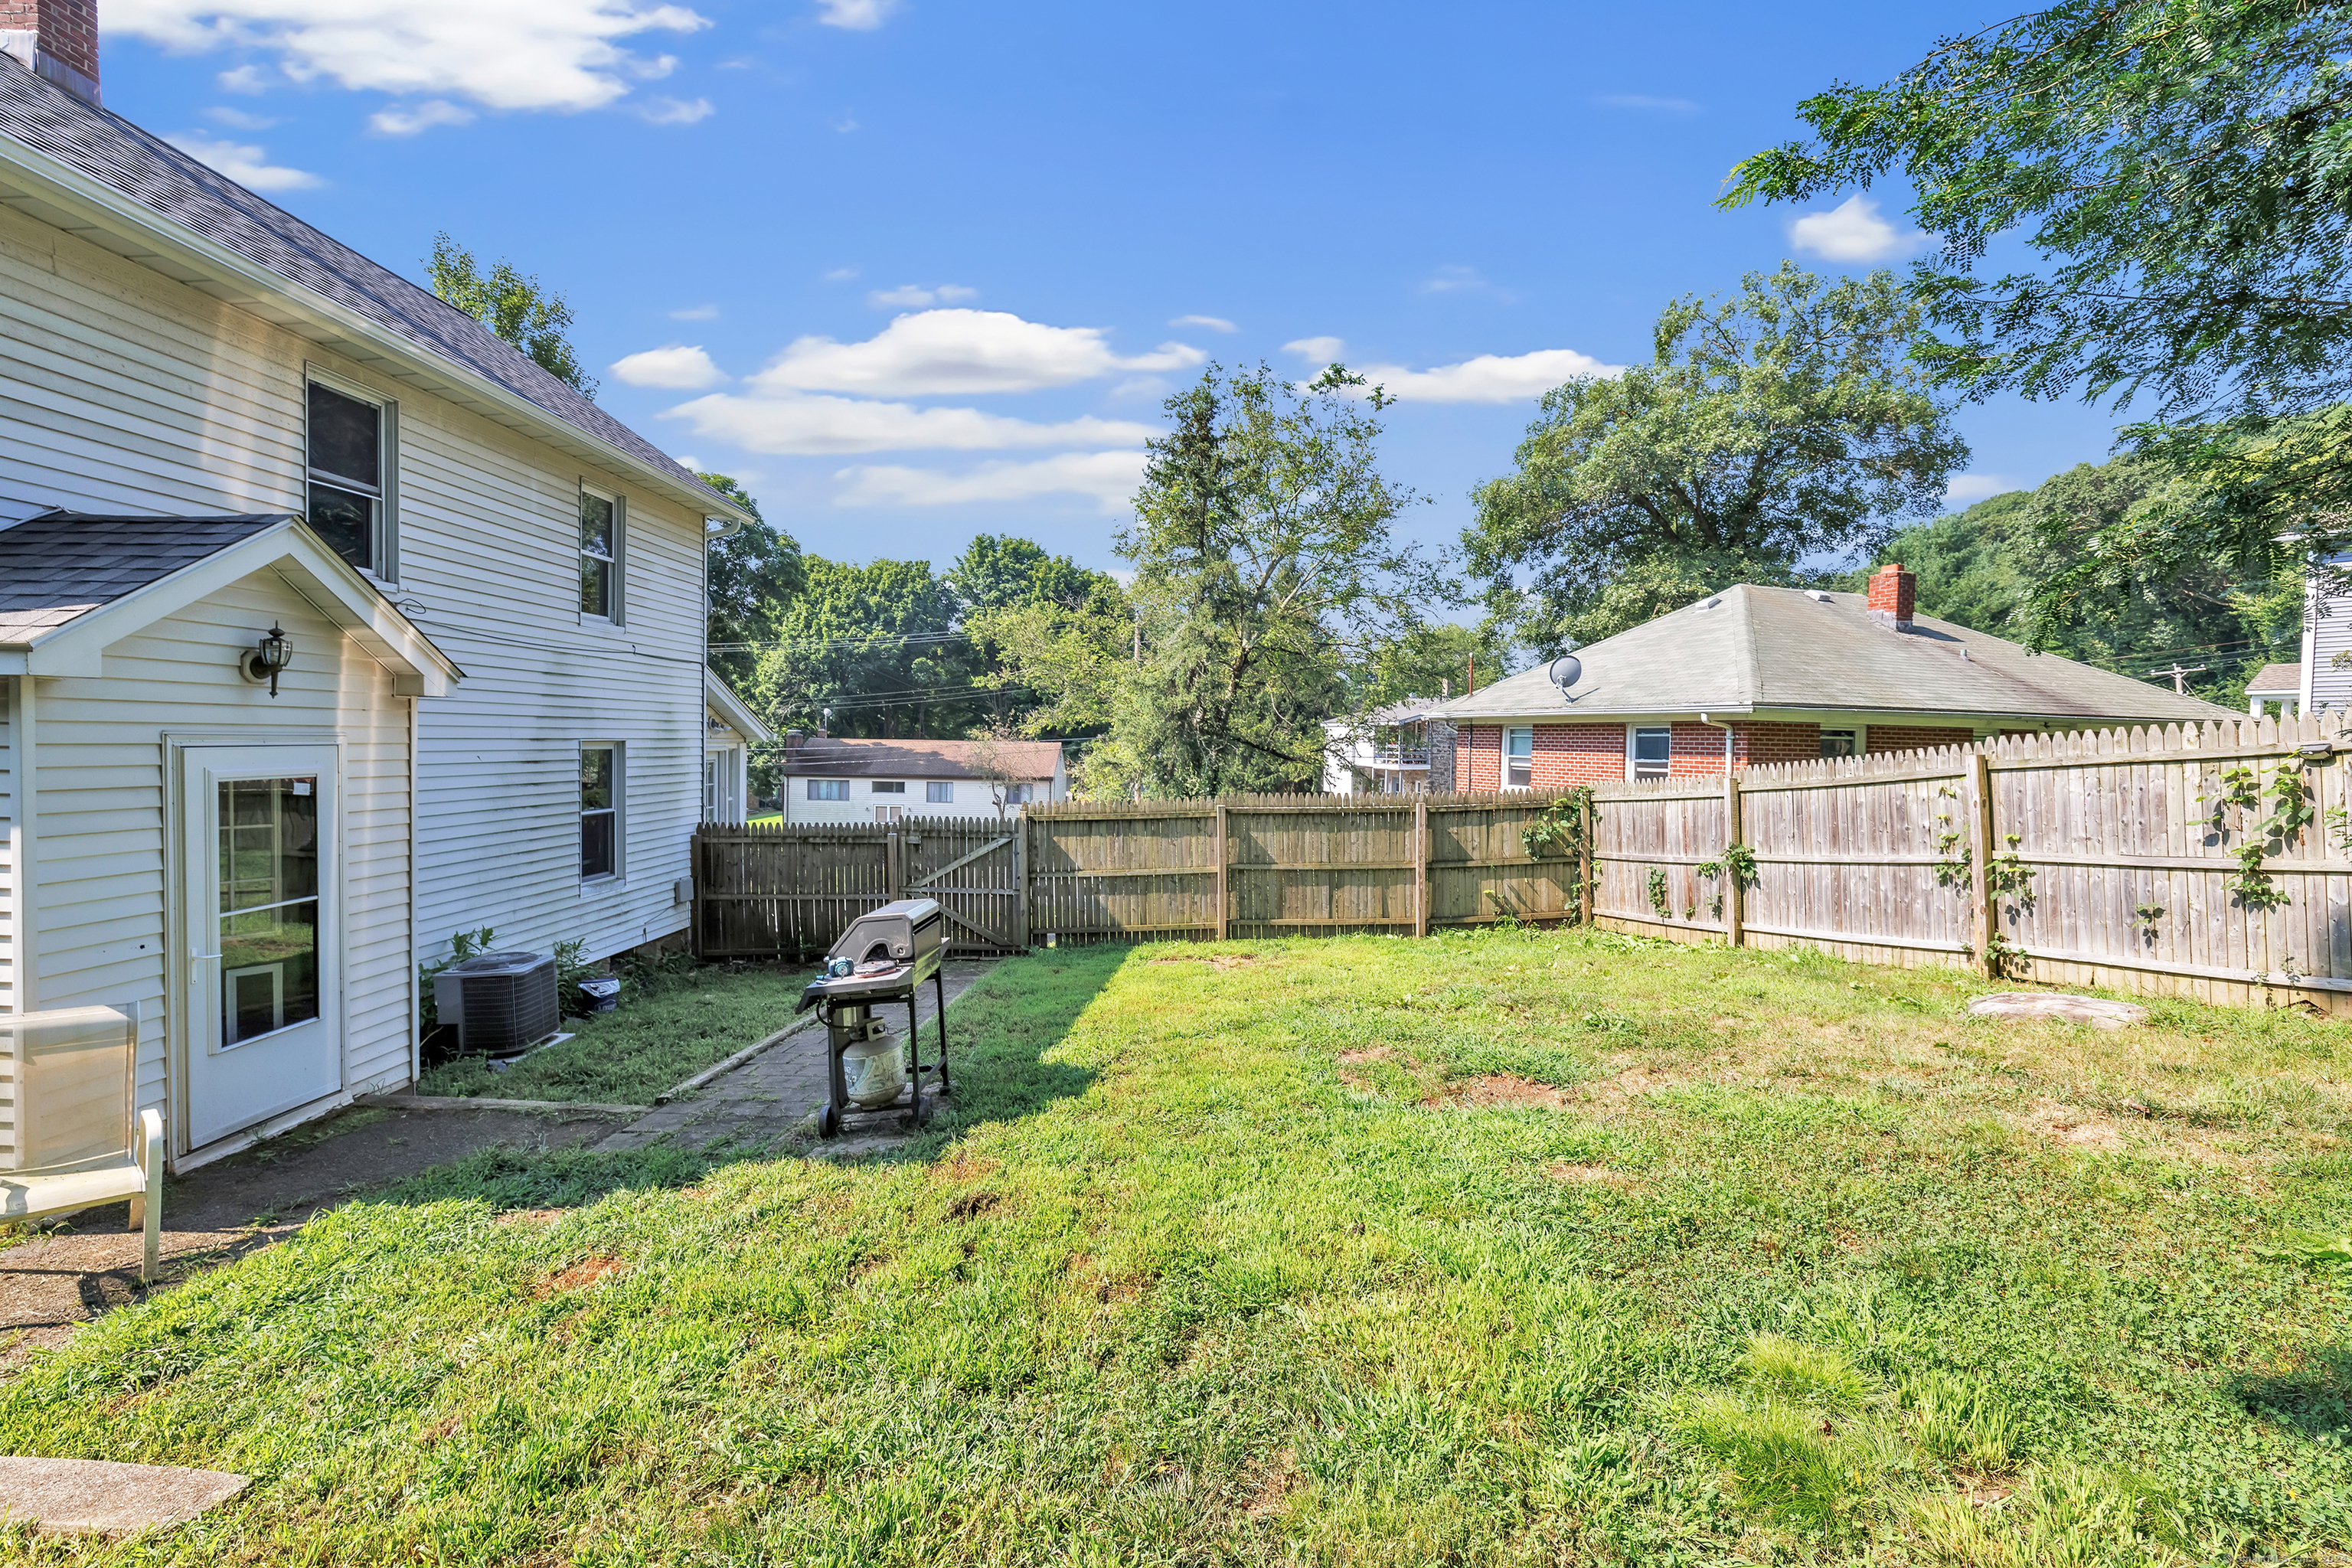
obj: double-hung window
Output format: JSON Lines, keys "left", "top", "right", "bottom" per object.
{"left": 1504, "top": 727, "right": 1534, "bottom": 789}
{"left": 580, "top": 487, "right": 620, "bottom": 620}
{"left": 1630, "top": 727, "right": 1671, "bottom": 779}
{"left": 580, "top": 744, "right": 619, "bottom": 880}
{"left": 926, "top": 781, "right": 954, "bottom": 804}
{"left": 808, "top": 779, "right": 848, "bottom": 801}
{"left": 307, "top": 379, "right": 390, "bottom": 576}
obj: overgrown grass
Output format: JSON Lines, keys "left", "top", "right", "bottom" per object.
{"left": 413, "top": 962, "right": 812, "bottom": 1105}
{"left": 5, "top": 929, "right": 2350, "bottom": 1563}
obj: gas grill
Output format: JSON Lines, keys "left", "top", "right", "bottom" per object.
{"left": 795, "top": 897, "right": 949, "bottom": 1138}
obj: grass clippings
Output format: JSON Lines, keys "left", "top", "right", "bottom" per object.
{"left": 2, "top": 929, "right": 2347, "bottom": 1564}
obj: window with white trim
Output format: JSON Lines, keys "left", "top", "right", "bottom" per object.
{"left": 1630, "top": 727, "right": 1671, "bottom": 779}
{"left": 926, "top": 781, "right": 954, "bottom": 804}
{"left": 580, "top": 487, "right": 620, "bottom": 620}
{"left": 580, "top": 743, "right": 619, "bottom": 880}
{"left": 1504, "top": 726, "right": 1534, "bottom": 789}
{"left": 1004, "top": 782, "right": 1034, "bottom": 805}
{"left": 873, "top": 780, "right": 906, "bottom": 795}
{"left": 307, "top": 379, "right": 390, "bottom": 576}
{"left": 808, "top": 779, "right": 848, "bottom": 801}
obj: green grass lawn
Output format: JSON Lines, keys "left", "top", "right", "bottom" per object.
{"left": 6, "top": 929, "right": 2349, "bottom": 1564}
{"left": 414, "top": 962, "right": 812, "bottom": 1106}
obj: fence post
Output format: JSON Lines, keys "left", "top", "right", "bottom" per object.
{"left": 1013, "top": 814, "right": 1031, "bottom": 950}
{"left": 886, "top": 825, "right": 903, "bottom": 901}
{"left": 1723, "top": 773, "right": 1744, "bottom": 947}
{"left": 1578, "top": 798, "right": 1595, "bottom": 926}
{"left": 1968, "top": 750, "right": 1995, "bottom": 976}
{"left": 1414, "top": 797, "right": 1430, "bottom": 937}
{"left": 1214, "top": 801, "right": 1230, "bottom": 941}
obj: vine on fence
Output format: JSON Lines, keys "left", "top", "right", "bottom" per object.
{"left": 1521, "top": 786, "right": 1599, "bottom": 922}
{"left": 1986, "top": 834, "right": 2037, "bottom": 900}
{"left": 1647, "top": 867, "right": 1671, "bottom": 921}
{"left": 1931, "top": 784, "right": 1971, "bottom": 889}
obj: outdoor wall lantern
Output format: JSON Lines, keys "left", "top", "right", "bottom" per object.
{"left": 241, "top": 623, "right": 293, "bottom": 697}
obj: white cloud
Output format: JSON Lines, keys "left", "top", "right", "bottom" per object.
{"left": 368, "top": 98, "right": 473, "bottom": 135}
{"left": 610, "top": 344, "right": 727, "bottom": 390}
{"left": 165, "top": 132, "right": 322, "bottom": 190}
{"left": 1788, "top": 194, "right": 1929, "bottom": 263}
{"left": 1357, "top": 348, "right": 1623, "bottom": 403}
{"left": 815, "top": 0, "right": 895, "bottom": 28}
{"left": 867, "top": 282, "right": 978, "bottom": 309}
{"left": 1283, "top": 335, "right": 1345, "bottom": 364}
{"left": 1944, "top": 474, "right": 2012, "bottom": 504}
{"left": 822, "top": 266, "right": 860, "bottom": 283}
{"left": 639, "top": 94, "right": 714, "bottom": 124}
{"left": 664, "top": 391, "right": 1158, "bottom": 456}
{"left": 1170, "top": 314, "right": 1236, "bottom": 333}
{"left": 669, "top": 304, "right": 720, "bottom": 321}
{"left": 1420, "top": 264, "right": 1514, "bottom": 300}
{"left": 1109, "top": 375, "right": 1171, "bottom": 401}
{"left": 113, "top": 0, "right": 710, "bottom": 113}
{"left": 831, "top": 116, "right": 860, "bottom": 132}
{"left": 1596, "top": 93, "right": 1698, "bottom": 113}
{"left": 672, "top": 453, "right": 701, "bottom": 471}
{"left": 217, "top": 62, "right": 270, "bottom": 92}
{"left": 202, "top": 104, "right": 278, "bottom": 128}
{"left": 835, "top": 452, "right": 1148, "bottom": 515}
{"left": 750, "top": 309, "right": 1204, "bottom": 397}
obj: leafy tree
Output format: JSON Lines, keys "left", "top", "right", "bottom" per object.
{"left": 946, "top": 534, "right": 1120, "bottom": 617}
{"left": 1720, "top": 0, "right": 2352, "bottom": 629}
{"left": 1828, "top": 456, "right": 2303, "bottom": 710}
{"left": 1091, "top": 362, "right": 1437, "bottom": 797}
{"left": 698, "top": 472, "right": 806, "bottom": 691}
{"left": 1342, "top": 621, "right": 1516, "bottom": 711}
{"left": 1465, "top": 264, "right": 1967, "bottom": 651}
{"left": 426, "top": 232, "right": 599, "bottom": 398}
{"left": 743, "top": 558, "right": 979, "bottom": 740}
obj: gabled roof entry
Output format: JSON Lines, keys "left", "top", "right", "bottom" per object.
{"left": 0, "top": 511, "right": 460, "bottom": 694}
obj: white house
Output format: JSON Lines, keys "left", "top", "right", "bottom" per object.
{"left": 702, "top": 672, "right": 770, "bottom": 825}
{"left": 776, "top": 737, "right": 1067, "bottom": 825}
{"left": 1321, "top": 697, "right": 1456, "bottom": 795}
{"left": 0, "top": 16, "right": 753, "bottom": 1168}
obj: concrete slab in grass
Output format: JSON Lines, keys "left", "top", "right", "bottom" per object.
{"left": 0, "top": 1456, "right": 248, "bottom": 1536}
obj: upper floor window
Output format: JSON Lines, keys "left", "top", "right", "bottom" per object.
{"left": 308, "top": 380, "right": 389, "bottom": 576}
{"left": 926, "top": 781, "right": 954, "bottom": 803}
{"left": 872, "top": 780, "right": 906, "bottom": 795}
{"left": 1003, "top": 782, "right": 1034, "bottom": 805}
{"left": 580, "top": 487, "right": 619, "bottom": 619}
{"left": 1630, "top": 727, "right": 1671, "bottom": 779}
{"left": 808, "top": 779, "right": 848, "bottom": 801}
{"left": 1504, "top": 726, "right": 1534, "bottom": 789}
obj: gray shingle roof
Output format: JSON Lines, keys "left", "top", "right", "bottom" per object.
{"left": 0, "top": 64, "right": 724, "bottom": 510}
{"left": 2245, "top": 662, "right": 2302, "bottom": 697}
{"left": 0, "top": 510, "right": 287, "bottom": 641}
{"left": 783, "top": 737, "right": 1063, "bottom": 781}
{"left": 1436, "top": 584, "right": 2239, "bottom": 727}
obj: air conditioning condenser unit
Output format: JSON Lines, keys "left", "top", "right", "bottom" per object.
{"left": 434, "top": 951, "right": 560, "bottom": 1057}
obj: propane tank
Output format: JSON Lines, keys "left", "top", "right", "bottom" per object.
{"left": 839, "top": 1024, "right": 906, "bottom": 1108}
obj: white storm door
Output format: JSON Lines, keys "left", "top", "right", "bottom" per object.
{"left": 181, "top": 744, "right": 342, "bottom": 1148}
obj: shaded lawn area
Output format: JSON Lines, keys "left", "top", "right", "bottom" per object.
{"left": 5, "top": 930, "right": 2350, "bottom": 1564}
{"left": 414, "top": 962, "right": 812, "bottom": 1106}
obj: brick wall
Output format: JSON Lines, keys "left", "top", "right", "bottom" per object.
{"left": 1455, "top": 724, "right": 1502, "bottom": 790}
{"left": 1529, "top": 723, "right": 1627, "bottom": 786}
{"left": 1866, "top": 724, "right": 1975, "bottom": 756}
{"left": 0, "top": 0, "right": 97, "bottom": 80}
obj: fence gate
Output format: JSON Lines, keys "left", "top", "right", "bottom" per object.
{"left": 905, "top": 818, "right": 1024, "bottom": 955}
{"left": 692, "top": 816, "right": 1024, "bottom": 962}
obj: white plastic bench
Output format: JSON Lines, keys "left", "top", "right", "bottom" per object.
{"left": 2, "top": 1005, "right": 163, "bottom": 1282}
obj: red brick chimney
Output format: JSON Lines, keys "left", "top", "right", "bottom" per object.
{"left": 0, "top": 0, "right": 100, "bottom": 105}
{"left": 1867, "top": 561, "right": 1916, "bottom": 630}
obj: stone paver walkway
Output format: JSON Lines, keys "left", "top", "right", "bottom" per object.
{"left": 593, "top": 962, "right": 988, "bottom": 1155}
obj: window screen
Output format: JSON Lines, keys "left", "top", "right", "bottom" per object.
{"left": 1505, "top": 727, "right": 1534, "bottom": 789}
{"left": 580, "top": 746, "right": 617, "bottom": 879}
{"left": 308, "top": 382, "right": 383, "bottom": 574}
{"left": 1632, "top": 727, "right": 1671, "bottom": 778}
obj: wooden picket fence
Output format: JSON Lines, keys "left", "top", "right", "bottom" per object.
{"left": 694, "top": 712, "right": 2352, "bottom": 1014}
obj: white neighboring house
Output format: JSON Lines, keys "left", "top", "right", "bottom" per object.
{"left": 776, "top": 737, "right": 1067, "bottom": 825}
{"left": 2232, "top": 554, "right": 2352, "bottom": 717}
{"left": 1321, "top": 698, "right": 1457, "bottom": 795}
{"left": 703, "top": 672, "right": 770, "bottom": 825}
{"left": 0, "top": 21, "right": 753, "bottom": 1170}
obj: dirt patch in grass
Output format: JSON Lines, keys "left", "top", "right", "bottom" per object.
{"left": 946, "top": 1191, "right": 1001, "bottom": 1220}
{"left": 1152, "top": 953, "right": 1257, "bottom": 972}
{"left": 1436, "top": 1073, "right": 1571, "bottom": 1110}
{"left": 1245, "top": 1447, "right": 1299, "bottom": 1517}
{"left": 2022, "top": 1098, "right": 2125, "bottom": 1151}
{"left": 536, "top": 1256, "right": 627, "bottom": 1296}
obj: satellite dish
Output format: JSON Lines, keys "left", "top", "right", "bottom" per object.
{"left": 1548, "top": 654, "right": 1583, "bottom": 694}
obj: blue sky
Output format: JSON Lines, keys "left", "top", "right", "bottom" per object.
{"left": 101, "top": 0, "right": 2130, "bottom": 579}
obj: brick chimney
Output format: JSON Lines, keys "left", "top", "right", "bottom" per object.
{"left": 1867, "top": 561, "right": 1916, "bottom": 630}
{"left": 0, "top": 0, "right": 99, "bottom": 105}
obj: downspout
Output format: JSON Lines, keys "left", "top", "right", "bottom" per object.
{"left": 8, "top": 674, "right": 34, "bottom": 1011}
{"left": 1697, "top": 713, "right": 1736, "bottom": 774}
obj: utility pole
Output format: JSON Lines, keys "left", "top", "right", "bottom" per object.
{"left": 2149, "top": 662, "right": 2208, "bottom": 694}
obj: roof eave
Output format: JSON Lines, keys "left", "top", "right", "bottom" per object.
{"left": 0, "top": 136, "right": 751, "bottom": 529}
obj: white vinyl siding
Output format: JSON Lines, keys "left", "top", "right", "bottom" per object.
{"left": 0, "top": 202, "right": 706, "bottom": 1142}
{"left": 779, "top": 774, "right": 1052, "bottom": 824}
{"left": 2311, "top": 554, "right": 2352, "bottom": 712}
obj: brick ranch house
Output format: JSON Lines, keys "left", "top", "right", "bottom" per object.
{"left": 1432, "top": 565, "right": 2237, "bottom": 788}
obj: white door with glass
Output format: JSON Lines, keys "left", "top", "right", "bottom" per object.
{"left": 181, "top": 745, "right": 341, "bottom": 1148}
